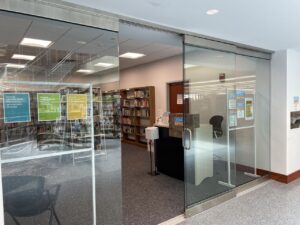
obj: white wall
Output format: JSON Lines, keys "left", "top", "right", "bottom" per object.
{"left": 271, "top": 50, "right": 287, "bottom": 174}
{"left": 286, "top": 50, "right": 300, "bottom": 174}
{"left": 271, "top": 49, "right": 300, "bottom": 175}
{"left": 120, "top": 55, "right": 183, "bottom": 118}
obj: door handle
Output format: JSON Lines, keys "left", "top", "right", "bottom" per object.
{"left": 182, "top": 128, "right": 192, "bottom": 150}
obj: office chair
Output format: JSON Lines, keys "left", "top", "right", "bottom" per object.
{"left": 3, "top": 176, "right": 61, "bottom": 225}
{"left": 209, "top": 115, "right": 223, "bottom": 138}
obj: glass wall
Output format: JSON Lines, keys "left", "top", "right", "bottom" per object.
{"left": 184, "top": 44, "right": 270, "bottom": 208}
{"left": 0, "top": 11, "right": 121, "bottom": 225}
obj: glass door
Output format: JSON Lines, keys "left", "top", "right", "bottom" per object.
{"left": 183, "top": 40, "right": 270, "bottom": 211}
{"left": 183, "top": 45, "right": 237, "bottom": 208}
{"left": 0, "top": 11, "right": 121, "bottom": 225}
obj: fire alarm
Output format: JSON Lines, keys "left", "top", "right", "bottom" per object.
{"left": 219, "top": 73, "right": 225, "bottom": 82}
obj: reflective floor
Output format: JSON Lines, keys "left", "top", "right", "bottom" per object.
{"left": 2, "top": 139, "right": 122, "bottom": 225}
{"left": 179, "top": 179, "right": 300, "bottom": 225}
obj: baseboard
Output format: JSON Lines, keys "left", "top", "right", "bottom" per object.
{"left": 271, "top": 170, "right": 300, "bottom": 184}
{"left": 236, "top": 164, "right": 300, "bottom": 184}
{"left": 235, "top": 164, "right": 271, "bottom": 177}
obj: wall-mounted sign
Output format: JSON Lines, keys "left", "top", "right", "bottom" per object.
{"left": 177, "top": 94, "right": 183, "bottom": 105}
{"left": 67, "top": 94, "right": 87, "bottom": 120}
{"left": 245, "top": 97, "right": 254, "bottom": 120}
{"left": 3, "top": 93, "right": 31, "bottom": 123}
{"left": 37, "top": 93, "right": 61, "bottom": 121}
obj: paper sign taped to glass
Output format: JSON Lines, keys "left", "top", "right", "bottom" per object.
{"left": 3, "top": 93, "right": 31, "bottom": 123}
{"left": 67, "top": 94, "right": 87, "bottom": 120}
{"left": 245, "top": 97, "right": 254, "bottom": 120}
{"left": 37, "top": 93, "right": 61, "bottom": 121}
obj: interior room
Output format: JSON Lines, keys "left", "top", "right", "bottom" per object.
{"left": 118, "top": 23, "right": 185, "bottom": 225}
{"left": 0, "top": 8, "right": 271, "bottom": 225}
{"left": 0, "top": 11, "right": 122, "bottom": 225}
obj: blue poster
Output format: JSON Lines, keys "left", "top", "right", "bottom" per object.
{"left": 236, "top": 90, "right": 245, "bottom": 99}
{"left": 3, "top": 93, "right": 31, "bottom": 123}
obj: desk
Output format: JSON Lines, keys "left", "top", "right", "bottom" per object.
{"left": 155, "top": 124, "right": 213, "bottom": 185}
{"left": 155, "top": 125, "right": 184, "bottom": 180}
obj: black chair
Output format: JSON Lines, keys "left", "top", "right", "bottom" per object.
{"left": 3, "top": 176, "right": 61, "bottom": 225}
{"left": 209, "top": 115, "right": 223, "bottom": 138}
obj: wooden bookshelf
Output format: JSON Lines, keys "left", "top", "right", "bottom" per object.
{"left": 120, "top": 86, "right": 155, "bottom": 147}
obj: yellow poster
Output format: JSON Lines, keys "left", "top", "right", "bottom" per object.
{"left": 67, "top": 94, "right": 87, "bottom": 120}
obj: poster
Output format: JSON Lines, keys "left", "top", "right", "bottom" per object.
{"left": 236, "top": 90, "right": 246, "bottom": 119}
{"left": 67, "top": 94, "right": 87, "bottom": 120}
{"left": 228, "top": 90, "right": 236, "bottom": 109}
{"left": 237, "top": 102, "right": 245, "bottom": 119}
{"left": 293, "top": 96, "right": 299, "bottom": 110}
{"left": 37, "top": 93, "right": 61, "bottom": 121}
{"left": 177, "top": 94, "right": 183, "bottom": 105}
{"left": 229, "top": 113, "right": 237, "bottom": 127}
{"left": 245, "top": 97, "right": 254, "bottom": 120}
{"left": 3, "top": 93, "right": 31, "bottom": 123}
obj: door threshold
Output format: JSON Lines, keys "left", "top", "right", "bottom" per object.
{"left": 158, "top": 214, "right": 185, "bottom": 225}
{"left": 185, "top": 175, "right": 270, "bottom": 218}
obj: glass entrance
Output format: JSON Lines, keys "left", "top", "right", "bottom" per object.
{"left": 183, "top": 44, "right": 270, "bottom": 210}
{"left": 184, "top": 46, "right": 237, "bottom": 207}
{"left": 0, "top": 11, "right": 121, "bottom": 225}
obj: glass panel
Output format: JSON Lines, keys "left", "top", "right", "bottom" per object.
{"left": 0, "top": 11, "right": 121, "bottom": 225}
{"left": 184, "top": 44, "right": 271, "bottom": 209}
{"left": 234, "top": 55, "right": 271, "bottom": 186}
{"left": 184, "top": 46, "right": 236, "bottom": 207}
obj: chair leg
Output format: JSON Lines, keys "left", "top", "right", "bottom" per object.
{"left": 8, "top": 213, "right": 20, "bottom": 225}
{"left": 49, "top": 209, "right": 53, "bottom": 225}
{"left": 52, "top": 206, "right": 61, "bottom": 225}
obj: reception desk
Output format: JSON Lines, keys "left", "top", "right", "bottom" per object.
{"left": 154, "top": 124, "right": 184, "bottom": 180}
{"left": 154, "top": 123, "right": 213, "bottom": 185}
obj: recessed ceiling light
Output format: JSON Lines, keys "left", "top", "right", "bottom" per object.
{"left": 20, "top": 38, "right": 53, "bottom": 48}
{"left": 206, "top": 9, "right": 219, "bottom": 15}
{"left": 184, "top": 64, "right": 197, "bottom": 69}
{"left": 77, "top": 41, "right": 87, "bottom": 45}
{"left": 120, "top": 52, "right": 145, "bottom": 59}
{"left": 12, "top": 54, "right": 36, "bottom": 61}
{"left": 6, "top": 63, "right": 26, "bottom": 69}
{"left": 94, "top": 62, "right": 114, "bottom": 68}
{"left": 76, "top": 69, "right": 94, "bottom": 74}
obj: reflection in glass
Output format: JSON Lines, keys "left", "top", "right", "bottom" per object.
{"left": 184, "top": 46, "right": 270, "bottom": 208}
{"left": 0, "top": 10, "right": 121, "bottom": 225}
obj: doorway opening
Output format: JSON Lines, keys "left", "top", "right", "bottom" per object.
{"left": 119, "top": 22, "right": 185, "bottom": 225}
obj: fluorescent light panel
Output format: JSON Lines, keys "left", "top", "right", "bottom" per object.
{"left": 120, "top": 52, "right": 145, "bottom": 59}
{"left": 206, "top": 9, "right": 219, "bottom": 15}
{"left": 6, "top": 63, "right": 26, "bottom": 69}
{"left": 20, "top": 38, "right": 52, "bottom": 48}
{"left": 12, "top": 54, "right": 36, "bottom": 61}
{"left": 94, "top": 62, "right": 114, "bottom": 67}
{"left": 76, "top": 69, "right": 94, "bottom": 74}
{"left": 184, "top": 64, "right": 197, "bottom": 69}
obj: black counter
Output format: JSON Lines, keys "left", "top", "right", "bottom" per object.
{"left": 155, "top": 126, "right": 184, "bottom": 180}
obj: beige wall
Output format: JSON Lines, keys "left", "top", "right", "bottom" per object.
{"left": 120, "top": 55, "right": 183, "bottom": 118}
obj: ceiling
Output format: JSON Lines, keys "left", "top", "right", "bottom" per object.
{"left": 0, "top": 11, "right": 119, "bottom": 84}
{"left": 65, "top": 0, "right": 300, "bottom": 51}
{"left": 119, "top": 23, "right": 182, "bottom": 69}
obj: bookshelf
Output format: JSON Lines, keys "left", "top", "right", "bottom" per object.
{"left": 120, "top": 86, "right": 155, "bottom": 147}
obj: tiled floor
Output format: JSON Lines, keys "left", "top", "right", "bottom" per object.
{"left": 179, "top": 179, "right": 300, "bottom": 225}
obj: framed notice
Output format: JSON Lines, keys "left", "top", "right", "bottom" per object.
{"left": 177, "top": 94, "right": 183, "bottom": 105}
{"left": 245, "top": 97, "right": 254, "bottom": 120}
{"left": 3, "top": 93, "right": 31, "bottom": 123}
{"left": 67, "top": 94, "right": 87, "bottom": 120}
{"left": 37, "top": 93, "right": 61, "bottom": 121}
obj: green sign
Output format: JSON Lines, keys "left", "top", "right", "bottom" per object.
{"left": 37, "top": 93, "right": 61, "bottom": 121}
